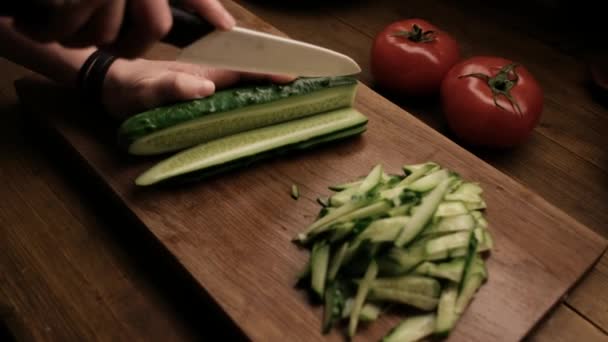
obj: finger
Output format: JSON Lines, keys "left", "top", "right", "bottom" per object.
{"left": 110, "top": 0, "right": 173, "bottom": 58}
{"left": 165, "top": 63, "right": 296, "bottom": 88}
{"left": 138, "top": 72, "right": 215, "bottom": 109}
{"left": 183, "top": 0, "right": 236, "bottom": 30}
{"left": 62, "top": 0, "right": 126, "bottom": 48}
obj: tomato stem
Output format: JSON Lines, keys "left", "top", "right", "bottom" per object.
{"left": 393, "top": 24, "right": 436, "bottom": 43}
{"left": 458, "top": 63, "right": 523, "bottom": 115}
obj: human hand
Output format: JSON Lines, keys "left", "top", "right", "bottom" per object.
{"left": 8, "top": 0, "right": 235, "bottom": 58}
{"left": 102, "top": 58, "right": 296, "bottom": 119}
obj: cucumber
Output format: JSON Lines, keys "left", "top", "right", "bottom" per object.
{"left": 395, "top": 173, "right": 452, "bottom": 247}
{"left": 327, "top": 243, "right": 349, "bottom": 281}
{"left": 341, "top": 299, "right": 381, "bottom": 322}
{"left": 368, "top": 288, "right": 439, "bottom": 310}
{"left": 136, "top": 107, "right": 368, "bottom": 186}
{"left": 349, "top": 260, "right": 378, "bottom": 337}
{"left": 369, "top": 275, "right": 441, "bottom": 297}
{"left": 406, "top": 169, "right": 450, "bottom": 192}
{"left": 413, "top": 259, "right": 465, "bottom": 283}
{"left": 119, "top": 76, "right": 357, "bottom": 155}
{"left": 355, "top": 216, "right": 409, "bottom": 243}
{"left": 328, "top": 186, "right": 358, "bottom": 207}
{"left": 425, "top": 231, "right": 472, "bottom": 256}
{"left": 455, "top": 256, "right": 487, "bottom": 315}
{"left": 434, "top": 201, "right": 469, "bottom": 217}
{"left": 357, "top": 164, "right": 384, "bottom": 196}
{"left": 294, "top": 162, "right": 492, "bottom": 339}
{"left": 322, "top": 281, "right": 345, "bottom": 333}
{"left": 435, "top": 283, "right": 459, "bottom": 335}
{"left": 311, "top": 242, "right": 330, "bottom": 299}
{"left": 380, "top": 245, "right": 426, "bottom": 274}
{"left": 382, "top": 314, "right": 436, "bottom": 342}
{"left": 422, "top": 214, "right": 476, "bottom": 237}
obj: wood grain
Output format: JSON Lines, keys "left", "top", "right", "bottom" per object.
{"left": 0, "top": 62, "right": 242, "bottom": 342}
{"left": 566, "top": 253, "right": 608, "bottom": 333}
{"left": 14, "top": 4, "right": 607, "bottom": 340}
{"left": 526, "top": 304, "right": 607, "bottom": 342}
{"left": 234, "top": 0, "right": 608, "bottom": 240}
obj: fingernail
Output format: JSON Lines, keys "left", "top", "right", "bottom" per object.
{"left": 197, "top": 80, "right": 215, "bottom": 96}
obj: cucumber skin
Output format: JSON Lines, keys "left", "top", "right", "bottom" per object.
{"left": 141, "top": 123, "right": 367, "bottom": 186}
{"left": 118, "top": 76, "right": 357, "bottom": 145}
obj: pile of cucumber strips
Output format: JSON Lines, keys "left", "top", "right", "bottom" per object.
{"left": 117, "top": 76, "right": 367, "bottom": 186}
{"left": 294, "top": 162, "right": 493, "bottom": 341}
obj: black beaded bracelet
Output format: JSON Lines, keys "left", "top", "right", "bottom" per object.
{"left": 77, "top": 49, "right": 117, "bottom": 110}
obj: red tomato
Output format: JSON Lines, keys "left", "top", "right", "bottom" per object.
{"left": 371, "top": 19, "right": 460, "bottom": 96}
{"left": 440, "top": 56, "right": 544, "bottom": 148}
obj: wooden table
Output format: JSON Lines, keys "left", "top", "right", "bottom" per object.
{"left": 1, "top": 1, "right": 606, "bottom": 341}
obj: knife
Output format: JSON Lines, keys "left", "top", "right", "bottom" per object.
{"left": 0, "top": 2, "right": 361, "bottom": 77}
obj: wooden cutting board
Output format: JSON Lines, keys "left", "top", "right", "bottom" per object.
{"left": 14, "top": 2, "right": 607, "bottom": 341}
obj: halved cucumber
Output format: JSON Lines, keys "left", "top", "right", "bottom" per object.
{"left": 120, "top": 76, "right": 357, "bottom": 155}
{"left": 136, "top": 107, "right": 368, "bottom": 186}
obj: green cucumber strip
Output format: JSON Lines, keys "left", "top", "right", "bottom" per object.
{"left": 402, "top": 162, "right": 439, "bottom": 176}
{"left": 341, "top": 299, "right": 381, "bottom": 321}
{"left": 367, "top": 288, "right": 439, "bottom": 311}
{"left": 466, "top": 200, "right": 487, "bottom": 211}
{"left": 329, "top": 218, "right": 374, "bottom": 244}
{"left": 135, "top": 107, "right": 367, "bottom": 186}
{"left": 482, "top": 229, "right": 494, "bottom": 251}
{"left": 448, "top": 247, "right": 467, "bottom": 258}
{"left": 453, "top": 182, "right": 483, "bottom": 195}
{"left": 425, "top": 231, "right": 472, "bottom": 256}
{"left": 435, "top": 283, "right": 459, "bottom": 335}
{"left": 369, "top": 275, "right": 441, "bottom": 298}
{"left": 378, "top": 245, "right": 426, "bottom": 275}
{"left": 291, "top": 184, "right": 300, "bottom": 200}
{"left": 406, "top": 168, "right": 448, "bottom": 192}
{"left": 476, "top": 215, "right": 489, "bottom": 229}
{"left": 455, "top": 256, "right": 487, "bottom": 315}
{"left": 357, "top": 164, "right": 384, "bottom": 196}
{"left": 382, "top": 314, "right": 436, "bottom": 342}
{"left": 349, "top": 260, "right": 378, "bottom": 337}
{"left": 359, "top": 304, "right": 381, "bottom": 322}
{"left": 311, "top": 242, "right": 331, "bottom": 299}
{"left": 300, "top": 199, "right": 372, "bottom": 242}
{"left": 413, "top": 259, "right": 465, "bottom": 283}
{"left": 444, "top": 192, "right": 482, "bottom": 203}
{"left": 120, "top": 76, "right": 357, "bottom": 154}
{"left": 328, "top": 172, "right": 396, "bottom": 192}
{"left": 459, "top": 234, "right": 480, "bottom": 291}
{"left": 322, "top": 281, "right": 345, "bottom": 334}
{"left": 422, "top": 214, "right": 476, "bottom": 237}
{"left": 306, "top": 200, "right": 392, "bottom": 244}
{"left": 316, "top": 197, "right": 329, "bottom": 208}
{"left": 328, "top": 200, "right": 393, "bottom": 227}
{"left": 329, "top": 186, "right": 360, "bottom": 207}
{"left": 327, "top": 243, "right": 349, "bottom": 281}
{"left": 355, "top": 216, "right": 409, "bottom": 243}
{"left": 434, "top": 201, "right": 469, "bottom": 217}
{"left": 387, "top": 202, "right": 415, "bottom": 217}
{"left": 395, "top": 173, "right": 451, "bottom": 247}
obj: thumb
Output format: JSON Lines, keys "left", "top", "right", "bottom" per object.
{"left": 139, "top": 72, "right": 216, "bottom": 109}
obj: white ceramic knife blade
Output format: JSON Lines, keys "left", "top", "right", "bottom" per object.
{"left": 176, "top": 27, "right": 361, "bottom": 77}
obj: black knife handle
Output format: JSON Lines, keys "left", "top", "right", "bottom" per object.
{"left": 163, "top": 6, "right": 216, "bottom": 48}
{"left": 0, "top": 3, "right": 215, "bottom": 48}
